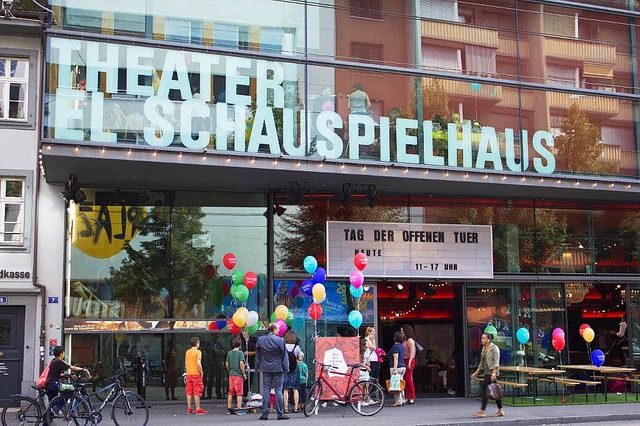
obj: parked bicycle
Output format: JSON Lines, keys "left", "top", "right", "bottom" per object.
{"left": 45, "top": 368, "right": 149, "bottom": 426}
{"left": 304, "top": 360, "right": 385, "bottom": 417}
{"left": 1, "top": 385, "right": 48, "bottom": 426}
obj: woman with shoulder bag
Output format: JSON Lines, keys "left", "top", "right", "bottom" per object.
{"left": 470, "top": 333, "right": 504, "bottom": 418}
{"left": 388, "top": 331, "right": 406, "bottom": 407}
{"left": 364, "top": 327, "right": 379, "bottom": 382}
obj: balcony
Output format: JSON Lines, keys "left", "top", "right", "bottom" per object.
{"left": 600, "top": 143, "right": 621, "bottom": 164}
{"left": 424, "top": 78, "right": 502, "bottom": 102}
{"left": 498, "top": 87, "right": 534, "bottom": 110}
{"left": 498, "top": 37, "right": 528, "bottom": 59}
{"left": 615, "top": 52, "right": 632, "bottom": 74}
{"left": 421, "top": 21, "right": 499, "bottom": 48}
{"left": 546, "top": 92, "right": 619, "bottom": 116}
{"left": 543, "top": 37, "right": 616, "bottom": 65}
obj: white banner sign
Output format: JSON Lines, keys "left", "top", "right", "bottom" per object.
{"left": 326, "top": 221, "right": 493, "bottom": 279}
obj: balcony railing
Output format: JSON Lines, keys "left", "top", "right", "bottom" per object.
{"left": 421, "top": 21, "right": 499, "bottom": 48}
{"left": 424, "top": 78, "right": 502, "bottom": 101}
{"left": 546, "top": 92, "right": 619, "bottom": 116}
{"left": 543, "top": 37, "right": 616, "bottom": 64}
{"left": 498, "top": 88, "right": 534, "bottom": 110}
{"left": 498, "top": 37, "right": 528, "bottom": 59}
{"left": 600, "top": 143, "right": 621, "bottom": 163}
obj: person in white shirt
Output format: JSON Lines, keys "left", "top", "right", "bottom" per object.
{"left": 607, "top": 313, "right": 628, "bottom": 366}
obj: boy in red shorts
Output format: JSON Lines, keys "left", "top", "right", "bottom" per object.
{"left": 185, "top": 337, "right": 207, "bottom": 415}
{"left": 226, "top": 337, "right": 246, "bottom": 414}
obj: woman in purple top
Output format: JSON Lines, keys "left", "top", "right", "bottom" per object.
{"left": 388, "top": 331, "right": 406, "bottom": 406}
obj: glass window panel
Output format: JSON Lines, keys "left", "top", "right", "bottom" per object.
{"left": 5, "top": 180, "right": 23, "bottom": 197}
{"left": 9, "top": 60, "right": 28, "bottom": 78}
{"left": 631, "top": 286, "right": 640, "bottom": 366}
{"left": 165, "top": 19, "right": 192, "bottom": 44}
{"left": 535, "top": 206, "right": 588, "bottom": 275}
{"left": 593, "top": 206, "right": 640, "bottom": 274}
{"left": 0, "top": 319, "right": 10, "bottom": 345}
{"left": 4, "top": 203, "right": 21, "bottom": 223}
{"left": 260, "top": 27, "right": 283, "bottom": 53}
{"left": 0, "top": 81, "right": 5, "bottom": 117}
{"left": 0, "top": 59, "right": 5, "bottom": 77}
{"left": 8, "top": 83, "right": 26, "bottom": 120}
{"left": 67, "top": 190, "right": 267, "bottom": 321}
{"left": 63, "top": 7, "right": 103, "bottom": 30}
{"left": 113, "top": 12, "right": 146, "bottom": 34}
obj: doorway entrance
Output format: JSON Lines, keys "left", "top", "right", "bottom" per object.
{"left": 377, "top": 282, "right": 464, "bottom": 397}
{"left": 0, "top": 306, "right": 25, "bottom": 403}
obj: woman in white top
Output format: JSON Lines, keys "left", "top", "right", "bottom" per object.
{"left": 364, "top": 327, "right": 379, "bottom": 381}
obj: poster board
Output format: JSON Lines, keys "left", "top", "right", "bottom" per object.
{"left": 314, "top": 337, "right": 359, "bottom": 400}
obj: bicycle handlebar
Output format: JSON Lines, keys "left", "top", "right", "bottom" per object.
{"left": 313, "top": 360, "right": 362, "bottom": 370}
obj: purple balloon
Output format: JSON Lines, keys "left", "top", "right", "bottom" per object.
{"left": 552, "top": 328, "right": 565, "bottom": 339}
{"left": 312, "top": 267, "right": 326, "bottom": 284}
{"left": 349, "top": 270, "right": 364, "bottom": 288}
{"left": 301, "top": 280, "right": 314, "bottom": 297}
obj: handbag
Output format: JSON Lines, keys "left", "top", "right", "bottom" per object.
{"left": 385, "top": 374, "right": 406, "bottom": 393}
{"left": 486, "top": 382, "right": 503, "bottom": 400}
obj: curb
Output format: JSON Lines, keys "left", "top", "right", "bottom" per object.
{"left": 424, "top": 413, "right": 640, "bottom": 426}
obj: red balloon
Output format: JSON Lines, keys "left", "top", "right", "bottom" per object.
{"left": 203, "top": 264, "right": 216, "bottom": 279}
{"left": 243, "top": 271, "right": 258, "bottom": 290}
{"left": 354, "top": 253, "right": 368, "bottom": 271}
{"left": 308, "top": 303, "right": 323, "bottom": 321}
{"left": 223, "top": 253, "right": 237, "bottom": 270}
{"left": 208, "top": 321, "right": 218, "bottom": 331}
{"left": 227, "top": 318, "right": 241, "bottom": 335}
{"left": 552, "top": 335, "right": 565, "bottom": 352}
{"left": 579, "top": 323, "right": 590, "bottom": 336}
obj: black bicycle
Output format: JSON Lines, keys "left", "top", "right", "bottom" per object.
{"left": 1, "top": 385, "right": 48, "bottom": 426}
{"left": 45, "top": 369, "right": 148, "bottom": 426}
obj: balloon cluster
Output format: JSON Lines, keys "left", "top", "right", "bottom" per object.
{"left": 347, "top": 253, "right": 368, "bottom": 330}
{"left": 551, "top": 328, "right": 565, "bottom": 351}
{"left": 579, "top": 323, "right": 605, "bottom": 367}
{"left": 217, "top": 252, "right": 261, "bottom": 335}
{"left": 270, "top": 304, "right": 294, "bottom": 337}
{"left": 303, "top": 256, "right": 326, "bottom": 322}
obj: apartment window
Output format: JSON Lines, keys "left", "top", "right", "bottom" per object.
{"left": 214, "top": 24, "right": 250, "bottom": 50}
{"left": 0, "top": 178, "right": 24, "bottom": 245}
{"left": 547, "top": 63, "right": 578, "bottom": 87}
{"left": 165, "top": 18, "right": 202, "bottom": 44}
{"left": 260, "top": 27, "right": 283, "bottom": 53}
{"left": 350, "top": 42, "right": 383, "bottom": 64}
{"left": 420, "top": 0, "right": 457, "bottom": 21}
{"left": 350, "top": 0, "right": 382, "bottom": 20}
{"left": 543, "top": 8, "right": 577, "bottom": 38}
{"left": 0, "top": 58, "right": 28, "bottom": 121}
{"left": 465, "top": 46, "right": 497, "bottom": 76}
{"left": 423, "top": 45, "right": 461, "bottom": 73}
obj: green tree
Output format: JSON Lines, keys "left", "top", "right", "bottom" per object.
{"left": 109, "top": 205, "right": 214, "bottom": 319}
{"left": 276, "top": 203, "right": 405, "bottom": 271}
{"left": 555, "top": 103, "right": 619, "bottom": 174}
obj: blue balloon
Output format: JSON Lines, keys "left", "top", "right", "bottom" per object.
{"left": 303, "top": 256, "right": 318, "bottom": 274}
{"left": 591, "top": 349, "right": 605, "bottom": 367}
{"left": 312, "top": 267, "right": 326, "bottom": 284}
{"left": 470, "top": 82, "right": 482, "bottom": 93}
{"left": 516, "top": 327, "right": 530, "bottom": 345}
{"left": 350, "top": 284, "right": 364, "bottom": 299}
{"left": 215, "top": 316, "right": 227, "bottom": 330}
{"left": 348, "top": 310, "right": 363, "bottom": 329}
{"left": 301, "top": 280, "right": 314, "bottom": 297}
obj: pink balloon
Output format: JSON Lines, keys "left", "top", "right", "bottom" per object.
{"left": 552, "top": 328, "right": 565, "bottom": 339}
{"left": 275, "top": 319, "right": 287, "bottom": 336}
{"left": 349, "top": 270, "right": 364, "bottom": 289}
{"left": 321, "top": 100, "right": 334, "bottom": 111}
{"left": 579, "top": 323, "right": 590, "bottom": 336}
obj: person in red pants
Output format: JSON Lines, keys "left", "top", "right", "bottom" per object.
{"left": 401, "top": 324, "right": 417, "bottom": 404}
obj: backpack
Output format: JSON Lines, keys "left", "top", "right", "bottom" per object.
{"left": 374, "top": 348, "right": 386, "bottom": 363}
{"left": 36, "top": 364, "right": 50, "bottom": 388}
{"left": 287, "top": 344, "right": 298, "bottom": 373}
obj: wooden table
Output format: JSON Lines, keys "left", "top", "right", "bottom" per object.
{"left": 561, "top": 365, "right": 636, "bottom": 402}
{"left": 499, "top": 366, "right": 566, "bottom": 403}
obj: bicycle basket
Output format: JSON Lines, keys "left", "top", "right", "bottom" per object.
{"left": 59, "top": 381, "right": 75, "bottom": 392}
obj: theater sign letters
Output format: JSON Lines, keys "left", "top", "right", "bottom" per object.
{"left": 326, "top": 221, "right": 493, "bottom": 279}
{"left": 47, "top": 37, "right": 556, "bottom": 174}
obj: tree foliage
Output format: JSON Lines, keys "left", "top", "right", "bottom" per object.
{"left": 554, "top": 103, "right": 619, "bottom": 174}
{"left": 109, "top": 205, "right": 214, "bottom": 318}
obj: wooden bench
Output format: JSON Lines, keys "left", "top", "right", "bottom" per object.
{"left": 605, "top": 376, "right": 640, "bottom": 401}
{"left": 472, "top": 377, "right": 529, "bottom": 404}
{"left": 557, "top": 378, "right": 600, "bottom": 402}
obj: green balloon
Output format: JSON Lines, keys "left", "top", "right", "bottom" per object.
{"left": 232, "top": 284, "right": 249, "bottom": 302}
{"left": 286, "top": 311, "right": 294, "bottom": 327}
{"left": 246, "top": 323, "right": 260, "bottom": 335}
{"left": 270, "top": 311, "right": 277, "bottom": 322}
{"left": 484, "top": 325, "right": 498, "bottom": 339}
{"left": 232, "top": 270, "right": 245, "bottom": 286}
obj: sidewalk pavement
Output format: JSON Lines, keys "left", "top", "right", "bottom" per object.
{"left": 143, "top": 397, "right": 640, "bottom": 426}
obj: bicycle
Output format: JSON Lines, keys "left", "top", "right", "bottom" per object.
{"left": 304, "top": 360, "right": 385, "bottom": 417}
{"left": 1, "top": 385, "right": 48, "bottom": 426}
{"left": 45, "top": 369, "right": 149, "bottom": 426}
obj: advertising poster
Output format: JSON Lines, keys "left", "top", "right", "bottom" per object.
{"left": 314, "top": 337, "right": 359, "bottom": 400}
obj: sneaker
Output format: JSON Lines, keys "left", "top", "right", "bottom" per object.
{"left": 236, "top": 410, "right": 247, "bottom": 416}
{"left": 227, "top": 409, "right": 234, "bottom": 415}
{"left": 187, "top": 408, "right": 194, "bottom": 415}
{"left": 447, "top": 388, "right": 456, "bottom": 396}
{"left": 195, "top": 408, "right": 208, "bottom": 415}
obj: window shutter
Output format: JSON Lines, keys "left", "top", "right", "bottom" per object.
{"left": 543, "top": 8, "right": 575, "bottom": 38}
{"left": 420, "top": 0, "right": 457, "bottom": 21}
{"left": 546, "top": 64, "right": 577, "bottom": 87}
{"left": 423, "top": 45, "right": 460, "bottom": 72}
{"left": 465, "top": 46, "right": 497, "bottom": 76}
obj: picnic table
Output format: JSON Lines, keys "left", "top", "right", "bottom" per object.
{"left": 561, "top": 365, "right": 636, "bottom": 402}
{"left": 499, "top": 366, "right": 566, "bottom": 403}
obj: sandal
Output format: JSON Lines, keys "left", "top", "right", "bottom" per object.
{"left": 293, "top": 409, "right": 299, "bottom": 413}
{"left": 492, "top": 410, "right": 505, "bottom": 417}
{"left": 473, "top": 411, "right": 486, "bottom": 418}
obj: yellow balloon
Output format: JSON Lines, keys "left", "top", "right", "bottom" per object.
{"left": 583, "top": 327, "right": 595, "bottom": 343}
{"left": 236, "top": 307, "right": 249, "bottom": 318}
{"left": 233, "top": 310, "right": 247, "bottom": 328}
{"left": 312, "top": 284, "right": 326, "bottom": 300}
{"left": 275, "top": 305, "right": 288, "bottom": 320}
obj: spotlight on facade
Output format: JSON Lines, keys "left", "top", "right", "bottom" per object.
{"left": 359, "top": 184, "right": 378, "bottom": 208}
{"left": 340, "top": 183, "right": 351, "bottom": 206}
{"left": 396, "top": 283, "right": 404, "bottom": 292}
{"left": 60, "top": 174, "right": 86, "bottom": 204}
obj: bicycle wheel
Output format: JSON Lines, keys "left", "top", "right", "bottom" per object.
{"left": 45, "top": 394, "right": 92, "bottom": 426}
{"left": 349, "top": 381, "right": 385, "bottom": 416}
{"left": 1, "top": 396, "right": 41, "bottom": 426}
{"left": 303, "top": 382, "right": 322, "bottom": 417}
{"left": 111, "top": 392, "right": 148, "bottom": 426}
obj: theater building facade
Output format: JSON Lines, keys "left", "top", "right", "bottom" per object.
{"left": 31, "top": 0, "right": 640, "bottom": 399}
